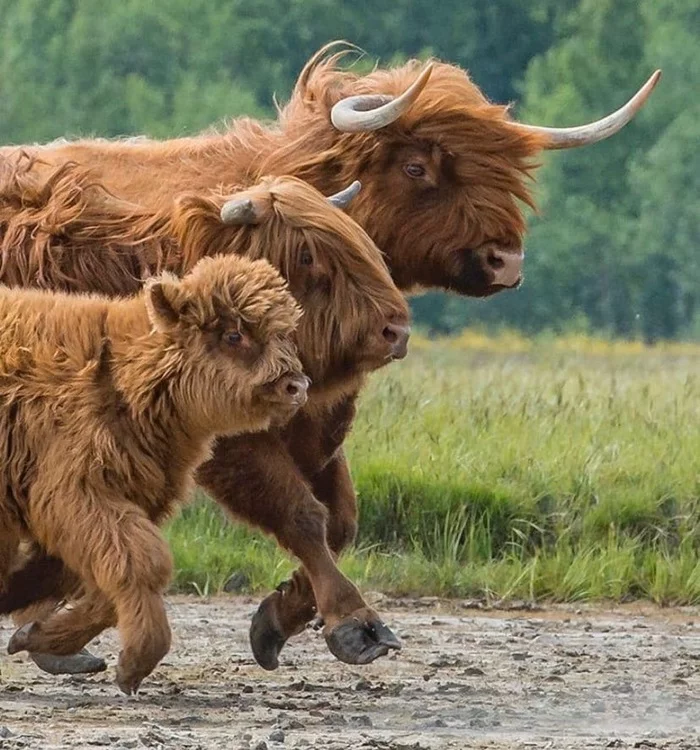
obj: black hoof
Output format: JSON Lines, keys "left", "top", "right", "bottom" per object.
{"left": 249, "top": 595, "right": 287, "bottom": 671}
{"left": 30, "top": 649, "right": 107, "bottom": 675}
{"left": 324, "top": 614, "right": 402, "bottom": 665}
{"left": 7, "top": 623, "right": 34, "bottom": 655}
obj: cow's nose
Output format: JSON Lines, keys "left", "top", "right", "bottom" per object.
{"left": 382, "top": 322, "right": 410, "bottom": 359}
{"left": 478, "top": 245, "right": 523, "bottom": 288}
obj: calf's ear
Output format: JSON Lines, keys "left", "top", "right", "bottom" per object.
{"left": 145, "top": 275, "right": 184, "bottom": 333}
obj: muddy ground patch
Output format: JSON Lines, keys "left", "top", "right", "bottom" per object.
{"left": 1, "top": 596, "right": 699, "bottom": 749}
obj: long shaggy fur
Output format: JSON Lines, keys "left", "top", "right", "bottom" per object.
{"left": 0, "top": 157, "right": 407, "bottom": 388}
{"left": 0, "top": 253, "right": 302, "bottom": 692}
{"left": 0, "top": 41, "right": 548, "bottom": 665}
{"left": 0, "top": 41, "right": 547, "bottom": 294}
{"left": 0, "top": 161, "right": 409, "bottom": 666}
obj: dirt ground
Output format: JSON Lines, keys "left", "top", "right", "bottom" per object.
{"left": 1, "top": 595, "right": 699, "bottom": 750}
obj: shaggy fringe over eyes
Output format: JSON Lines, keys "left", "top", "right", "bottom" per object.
{"left": 262, "top": 44, "right": 547, "bottom": 249}
{"left": 0, "top": 157, "right": 405, "bottom": 383}
{"left": 176, "top": 254, "right": 303, "bottom": 341}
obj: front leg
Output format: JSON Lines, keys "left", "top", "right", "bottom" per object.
{"left": 196, "top": 433, "right": 400, "bottom": 669}
{"left": 249, "top": 448, "right": 399, "bottom": 668}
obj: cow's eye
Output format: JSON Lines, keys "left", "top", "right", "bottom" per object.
{"left": 300, "top": 249, "right": 313, "bottom": 266}
{"left": 404, "top": 163, "right": 426, "bottom": 179}
{"left": 223, "top": 330, "right": 243, "bottom": 346}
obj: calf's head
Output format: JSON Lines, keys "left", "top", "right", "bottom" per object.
{"left": 145, "top": 254, "right": 306, "bottom": 434}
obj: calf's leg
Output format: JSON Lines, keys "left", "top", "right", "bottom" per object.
{"left": 9, "top": 587, "right": 116, "bottom": 657}
{"left": 3, "top": 551, "right": 107, "bottom": 674}
{"left": 14, "top": 496, "right": 172, "bottom": 694}
{"left": 196, "top": 434, "right": 399, "bottom": 670}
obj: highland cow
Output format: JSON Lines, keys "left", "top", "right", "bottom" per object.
{"left": 0, "top": 41, "right": 659, "bottom": 670}
{"left": 0, "top": 165, "right": 409, "bottom": 670}
{"left": 0, "top": 253, "right": 306, "bottom": 694}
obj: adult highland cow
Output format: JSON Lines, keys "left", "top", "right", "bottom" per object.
{"left": 0, "top": 162, "right": 409, "bottom": 671}
{"left": 0, "top": 253, "right": 306, "bottom": 694}
{"left": 0, "top": 42, "right": 659, "bottom": 671}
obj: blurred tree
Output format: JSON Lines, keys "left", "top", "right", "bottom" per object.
{"left": 631, "top": 0, "right": 700, "bottom": 338}
{"left": 0, "top": 0, "right": 692, "bottom": 338}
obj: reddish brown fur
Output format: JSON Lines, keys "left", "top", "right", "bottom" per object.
{"left": 0, "top": 254, "right": 303, "bottom": 692}
{"left": 0, "top": 42, "right": 551, "bottom": 667}
{"left": 0, "top": 160, "right": 409, "bottom": 666}
{"left": 0, "top": 43, "right": 547, "bottom": 295}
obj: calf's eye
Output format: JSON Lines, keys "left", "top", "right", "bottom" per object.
{"left": 404, "top": 163, "right": 426, "bottom": 179}
{"left": 224, "top": 331, "right": 243, "bottom": 346}
{"left": 300, "top": 249, "right": 313, "bottom": 266}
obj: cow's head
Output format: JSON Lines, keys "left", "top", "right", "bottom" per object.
{"left": 174, "top": 176, "right": 410, "bottom": 388}
{"left": 145, "top": 254, "right": 307, "bottom": 433}
{"left": 277, "top": 43, "right": 660, "bottom": 297}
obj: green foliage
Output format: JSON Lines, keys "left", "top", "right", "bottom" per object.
{"left": 0, "top": 0, "right": 695, "bottom": 337}
{"left": 507, "top": 0, "right": 699, "bottom": 340}
{"left": 166, "top": 342, "right": 700, "bottom": 603}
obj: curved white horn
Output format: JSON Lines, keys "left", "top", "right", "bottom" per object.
{"left": 330, "top": 64, "right": 434, "bottom": 133}
{"left": 514, "top": 70, "right": 661, "bottom": 150}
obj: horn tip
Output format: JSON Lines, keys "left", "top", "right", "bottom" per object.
{"left": 637, "top": 69, "right": 661, "bottom": 106}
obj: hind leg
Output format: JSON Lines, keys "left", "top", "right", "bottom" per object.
{"left": 0, "top": 511, "right": 102, "bottom": 675}
{"left": 3, "top": 548, "right": 108, "bottom": 674}
{"left": 0, "top": 501, "right": 21, "bottom": 593}
{"left": 22, "top": 494, "right": 173, "bottom": 694}
{"left": 8, "top": 587, "right": 116, "bottom": 657}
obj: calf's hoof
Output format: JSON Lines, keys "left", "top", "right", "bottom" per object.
{"left": 116, "top": 654, "right": 146, "bottom": 696}
{"left": 116, "top": 669, "right": 143, "bottom": 696}
{"left": 30, "top": 649, "right": 107, "bottom": 675}
{"left": 7, "top": 622, "right": 35, "bottom": 654}
{"left": 249, "top": 593, "right": 288, "bottom": 671}
{"left": 324, "top": 609, "right": 402, "bottom": 665}
{"left": 8, "top": 624, "right": 107, "bottom": 674}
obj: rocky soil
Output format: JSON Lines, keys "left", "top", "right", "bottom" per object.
{"left": 1, "top": 595, "right": 699, "bottom": 749}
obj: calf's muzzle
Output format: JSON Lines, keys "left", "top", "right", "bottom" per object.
{"left": 275, "top": 373, "right": 311, "bottom": 407}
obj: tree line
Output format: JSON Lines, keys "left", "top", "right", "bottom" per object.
{"left": 0, "top": 0, "right": 696, "bottom": 340}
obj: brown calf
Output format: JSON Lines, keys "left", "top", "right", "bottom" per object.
{"left": 0, "top": 254, "right": 304, "bottom": 693}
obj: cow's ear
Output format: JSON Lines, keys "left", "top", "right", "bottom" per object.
{"left": 145, "top": 275, "right": 184, "bottom": 333}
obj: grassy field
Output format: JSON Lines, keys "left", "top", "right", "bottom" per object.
{"left": 166, "top": 332, "right": 700, "bottom": 604}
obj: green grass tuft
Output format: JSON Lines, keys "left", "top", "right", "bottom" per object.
{"left": 165, "top": 339, "right": 700, "bottom": 605}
